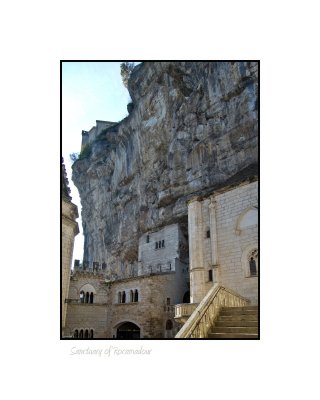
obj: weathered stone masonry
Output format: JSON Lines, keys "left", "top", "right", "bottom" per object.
{"left": 65, "top": 61, "right": 258, "bottom": 338}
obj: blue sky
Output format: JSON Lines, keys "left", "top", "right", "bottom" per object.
{"left": 62, "top": 61, "right": 139, "bottom": 261}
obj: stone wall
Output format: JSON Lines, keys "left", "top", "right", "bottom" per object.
{"left": 188, "top": 181, "right": 258, "bottom": 304}
{"left": 108, "top": 273, "right": 182, "bottom": 338}
{"left": 81, "top": 120, "right": 117, "bottom": 148}
{"left": 65, "top": 270, "right": 185, "bottom": 338}
{"left": 61, "top": 199, "right": 79, "bottom": 335}
{"left": 138, "top": 223, "right": 184, "bottom": 274}
{"left": 215, "top": 181, "right": 258, "bottom": 303}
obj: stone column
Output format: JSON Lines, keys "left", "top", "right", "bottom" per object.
{"left": 209, "top": 196, "right": 219, "bottom": 283}
{"left": 188, "top": 197, "right": 206, "bottom": 303}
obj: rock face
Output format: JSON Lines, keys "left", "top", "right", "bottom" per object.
{"left": 72, "top": 61, "right": 258, "bottom": 266}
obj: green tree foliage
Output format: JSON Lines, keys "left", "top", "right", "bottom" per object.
{"left": 120, "top": 62, "right": 135, "bottom": 88}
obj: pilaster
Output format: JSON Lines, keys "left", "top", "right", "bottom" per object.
{"left": 188, "top": 197, "right": 206, "bottom": 303}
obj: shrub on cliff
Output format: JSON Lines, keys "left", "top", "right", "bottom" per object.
{"left": 120, "top": 62, "right": 135, "bottom": 88}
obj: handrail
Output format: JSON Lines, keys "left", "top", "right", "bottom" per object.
{"left": 175, "top": 284, "right": 249, "bottom": 338}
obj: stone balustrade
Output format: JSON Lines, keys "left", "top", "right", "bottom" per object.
{"left": 175, "top": 284, "right": 249, "bottom": 338}
{"left": 174, "top": 303, "right": 198, "bottom": 323}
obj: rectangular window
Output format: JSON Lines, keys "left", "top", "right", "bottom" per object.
{"left": 155, "top": 242, "right": 158, "bottom": 249}
{"left": 206, "top": 230, "right": 210, "bottom": 238}
{"left": 162, "top": 239, "right": 165, "bottom": 247}
{"left": 167, "top": 298, "right": 170, "bottom": 305}
{"left": 208, "top": 270, "right": 213, "bottom": 281}
{"left": 146, "top": 235, "right": 150, "bottom": 243}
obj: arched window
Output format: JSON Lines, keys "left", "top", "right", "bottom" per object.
{"left": 90, "top": 329, "right": 94, "bottom": 339}
{"left": 118, "top": 292, "right": 122, "bottom": 303}
{"left": 85, "top": 292, "right": 89, "bottom": 303}
{"left": 74, "top": 330, "right": 78, "bottom": 338}
{"left": 79, "top": 330, "right": 83, "bottom": 338}
{"left": 166, "top": 320, "right": 173, "bottom": 330}
{"left": 241, "top": 245, "right": 258, "bottom": 277}
{"left": 84, "top": 329, "right": 89, "bottom": 338}
{"left": 249, "top": 257, "right": 257, "bottom": 275}
{"left": 248, "top": 249, "right": 258, "bottom": 276}
{"left": 134, "top": 289, "right": 138, "bottom": 302}
{"left": 162, "top": 240, "right": 165, "bottom": 247}
{"left": 122, "top": 291, "right": 126, "bottom": 303}
{"left": 80, "top": 291, "right": 85, "bottom": 303}
{"left": 90, "top": 292, "right": 94, "bottom": 303}
{"left": 130, "top": 290, "right": 134, "bottom": 302}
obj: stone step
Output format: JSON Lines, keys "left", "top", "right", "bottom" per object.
{"left": 218, "top": 314, "right": 258, "bottom": 321}
{"left": 219, "top": 308, "right": 258, "bottom": 316}
{"left": 208, "top": 332, "right": 259, "bottom": 339}
{"left": 214, "top": 320, "right": 258, "bottom": 327}
{"left": 221, "top": 306, "right": 258, "bottom": 311}
{"left": 212, "top": 326, "right": 258, "bottom": 334}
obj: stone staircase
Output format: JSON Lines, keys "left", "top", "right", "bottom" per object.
{"left": 208, "top": 305, "right": 259, "bottom": 339}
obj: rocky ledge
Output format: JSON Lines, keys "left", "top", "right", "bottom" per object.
{"left": 72, "top": 61, "right": 258, "bottom": 265}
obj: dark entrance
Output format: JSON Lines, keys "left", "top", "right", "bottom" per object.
{"left": 183, "top": 290, "right": 190, "bottom": 303}
{"left": 116, "top": 322, "right": 140, "bottom": 339}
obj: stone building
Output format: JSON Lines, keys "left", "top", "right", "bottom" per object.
{"left": 65, "top": 223, "right": 189, "bottom": 338}
{"left": 63, "top": 61, "right": 259, "bottom": 339}
{"left": 188, "top": 179, "right": 258, "bottom": 305}
{"left": 61, "top": 159, "right": 79, "bottom": 336}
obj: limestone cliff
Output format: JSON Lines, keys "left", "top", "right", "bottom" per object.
{"left": 72, "top": 61, "right": 258, "bottom": 265}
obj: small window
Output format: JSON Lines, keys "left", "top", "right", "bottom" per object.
{"left": 93, "top": 261, "right": 99, "bottom": 270}
{"left": 155, "top": 242, "right": 158, "bottom": 249}
{"left": 90, "top": 292, "right": 94, "bottom": 303}
{"left": 84, "top": 329, "right": 89, "bottom": 339}
{"left": 90, "top": 329, "right": 94, "bottom": 338}
{"left": 74, "top": 330, "right": 79, "bottom": 338}
{"left": 162, "top": 240, "right": 165, "bottom": 247}
{"left": 206, "top": 230, "right": 210, "bottom": 238}
{"left": 208, "top": 270, "right": 213, "bottom": 282}
{"left": 249, "top": 257, "right": 257, "bottom": 276}
{"left": 79, "top": 330, "right": 83, "bottom": 338}
{"left": 146, "top": 235, "right": 150, "bottom": 243}
{"left": 158, "top": 241, "right": 161, "bottom": 248}
{"left": 118, "top": 292, "right": 122, "bottom": 303}
{"left": 130, "top": 290, "right": 134, "bottom": 302}
{"left": 134, "top": 289, "right": 139, "bottom": 302}
{"left": 122, "top": 291, "right": 126, "bottom": 303}
{"left": 166, "top": 298, "right": 170, "bottom": 305}
{"left": 80, "top": 291, "right": 85, "bottom": 303}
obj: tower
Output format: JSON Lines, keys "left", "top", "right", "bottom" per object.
{"left": 61, "top": 158, "right": 79, "bottom": 336}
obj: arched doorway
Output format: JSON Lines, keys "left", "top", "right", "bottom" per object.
{"left": 116, "top": 322, "right": 140, "bottom": 339}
